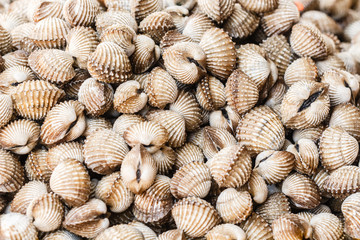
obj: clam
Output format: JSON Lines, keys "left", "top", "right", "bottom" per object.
{"left": 342, "top": 192, "right": 360, "bottom": 238}
{"left": 43, "top": 230, "right": 80, "bottom": 240}
{"left": 0, "top": 149, "right": 24, "bottom": 192}
{"left": 264, "top": 81, "right": 287, "bottom": 116}
{"left": 100, "top": 24, "right": 136, "bottom": 56}
{"left": 0, "top": 213, "right": 38, "bottom": 240}
{"left": 25, "top": 149, "right": 52, "bottom": 182}
{"left": 10, "top": 23, "right": 35, "bottom": 50}
{"left": 31, "top": 0, "right": 64, "bottom": 23}
{"left": 197, "top": 0, "right": 235, "bottom": 24}
{"left": 139, "top": 11, "right": 175, "bottom": 43}
{"left": 310, "top": 213, "right": 343, "bottom": 240}
{"left": 151, "top": 146, "right": 176, "bottom": 175}
{"left": 0, "top": 25, "right": 12, "bottom": 55}
{"left": 63, "top": 0, "right": 100, "bottom": 27}
{"left": 272, "top": 213, "right": 312, "bottom": 240}
{"left": 2, "top": 50, "right": 29, "bottom": 69}
{"left": 0, "top": 66, "right": 35, "bottom": 94}
{"left": 329, "top": 103, "right": 360, "bottom": 141}
{"left": 209, "top": 105, "right": 241, "bottom": 135}
{"left": 83, "top": 116, "right": 112, "bottom": 137}
{"left": 239, "top": 212, "right": 274, "bottom": 240}
{"left": 284, "top": 57, "right": 317, "bottom": 87}
{"left": 158, "top": 229, "right": 185, "bottom": 240}
{"left": 256, "top": 192, "right": 291, "bottom": 225}
{"left": 174, "top": 142, "right": 204, "bottom": 169}
{"left": 113, "top": 114, "right": 145, "bottom": 137}
{"left": 159, "top": 29, "right": 193, "bottom": 52}
{"left": 95, "top": 10, "right": 138, "bottom": 34}
{"left": 206, "top": 224, "right": 247, "bottom": 240}
{"left": 129, "top": 221, "right": 157, "bottom": 240}
{"left": 46, "top": 141, "right": 83, "bottom": 171}
{"left": 182, "top": 13, "right": 213, "bottom": 43}
{"left": 238, "top": 0, "right": 278, "bottom": 13}
{"left": 113, "top": 80, "right": 147, "bottom": 114}
{"left": 247, "top": 170, "right": 269, "bottom": 204}
{"left": 0, "top": 94, "right": 12, "bottom": 128}
{"left": 300, "top": 10, "right": 342, "bottom": 35}
{"left": 130, "top": 0, "right": 163, "bottom": 22}
{"left": 95, "top": 224, "right": 144, "bottom": 240}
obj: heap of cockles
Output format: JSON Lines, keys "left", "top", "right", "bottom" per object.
{"left": 0, "top": 0, "right": 360, "bottom": 239}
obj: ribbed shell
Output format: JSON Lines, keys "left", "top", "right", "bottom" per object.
{"left": 174, "top": 143, "right": 204, "bottom": 169}
{"left": 63, "top": 0, "right": 100, "bottom": 27}
{"left": 11, "top": 79, "right": 65, "bottom": 120}
{"left": 182, "top": 13, "right": 214, "bottom": 43}
{"left": 323, "top": 166, "right": 360, "bottom": 198}
{"left": 282, "top": 173, "right": 321, "bottom": 209}
{"left": 171, "top": 196, "right": 221, "bottom": 238}
{"left": 239, "top": 212, "right": 274, "bottom": 240}
{"left": 95, "top": 171, "right": 134, "bottom": 213}
{"left": 0, "top": 119, "right": 40, "bottom": 155}
{"left": 113, "top": 114, "right": 145, "bottom": 137}
{"left": 2, "top": 50, "right": 29, "bottom": 69}
{"left": 272, "top": 213, "right": 312, "bottom": 240}
{"left": 0, "top": 66, "right": 35, "bottom": 95}
{"left": 329, "top": 103, "right": 360, "bottom": 141}
{"left": 29, "top": 17, "right": 70, "bottom": 49}
{"left": 129, "top": 221, "right": 157, "bottom": 240}
{"left": 113, "top": 80, "right": 147, "bottom": 114}
{"left": 40, "top": 101, "right": 85, "bottom": 145}
{"left": 158, "top": 229, "right": 185, "bottom": 240}
{"left": 342, "top": 192, "right": 360, "bottom": 238}
{"left": 0, "top": 213, "right": 38, "bottom": 240}
{"left": 209, "top": 105, "right": 241, "bottom": 135}
{"left": 0, "top": 149, "right": 24, "bottom": 192}
{"left": 197, "top": 0, "right": 235, "bottom": 24}
{"left": 223, "top": 3, "right": 260, "bottom": 39}
{"left": 81, "top": 117, "right": 111, "bottom": 137}
{"left": 238, "top": 0, "right": 278, "bottom": 13}
{"left": 287, "top": 139, "right": 319, "bottom": 176}
{"left": 319, "top": 127, "right": 359, "bottom": 172}
{"left": 236, "top": 106, "right": 285, "bottom": 155}
{"left": 100, "top": 24, "right": 136, "bottom": 56}
{"left": 199, "top": 27, "right": 236, "bottom": 80}
{"left": 216, "top": 188, "right": 253, "bottom": 224}
{"left": 310, "top": 213, "right": 343, "bottom": 240}
{"left": 25, "top": 149, "right": 52, "bottom": 182}
{"left": 27, "top": 193, "right": 64, "bottom": 232}
{"left": 151, "top": 146, "right": 176, "bottom": 175}
{"left": 95, "top": 10, "right": 138, "bottom": 34}
{"left": 206, "top": 224, "right": 247, "bottom": 240}
{"left": 256, "top": 193, "right": 291, "bottom": 225}
{"left": 50, "top": 158, "right": 91, "bottom": 207}
{"left": 84, "top": 129, "right": 129, "bottom": 175}
{"left": 247, "top": 170, "right": 269, "bottom": 204}
{"left": 130, "top": 0, "right": 163, "bottom": 22}
{"left": 0, "top": 94, "right": 12, "bottom": 128}
{"left": 159, "top": 30, "right": 193, "bottom": 53}
{"left": 43, "top": 230, "right": 80, "bottom": 240}
{"left": 10, "top": 181, "right": 48, "bottom": 214}
{"left": 31, "top": 1, "right": 64, "bottom": 23}
{"left": 0, "top": 25, "right": 12, "bottom": 55}
{"left": 95, "top": 224, "right": 143, "bottom": 240}
{"left": 196, "top": 75, "right": 225, "bottom": 111}
{"left": 66, "top": 26, "right": 99, "bottom": 69}
{"left": 170, "top": 161, "right": 211, "bottom": 199}
{"left": 0, "top": 12, "right": 27, "bottom": 32}
{"left": 78, "top": 78, "right": 113, "bottom": 116}
{"left": 301, "top": 10, "right": 342, "bottom": 35}
{"left": 46, "top": 141, "right": 83, "bottom": 171}
{"left": 139, "top": 11, "right": 175, "bottom": 43}
{"left": 284, "top": 57, "right": 317, "bottom": 87}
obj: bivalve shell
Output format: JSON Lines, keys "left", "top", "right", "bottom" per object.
{"left": 157, "top": 229, "right": 185, "bottom": 240}
{"left": 139, "top": 11, "right": 175, "bottom": 43}
{"left": 128, "top": 221, "right": 157, "bottom": 240}
{"left": 0, "top": 149, "right": 24, "bottom": 192}
{"left": 0, "top": 94, "right": 12, "bottom": 128}
{"left": 151, "top": 146, "right": 176, "bottom": 175}
{"left": 113, "top": 80, "right": 148, "bottom": 114}
{"left": 256, "top": 192, "right": 291, "bottom": 225}
{"left": 63, "top": 0, "right": 100, "bottom": 27}
{"left": 31, "top": 1, "right": 64, "bottom": 23}
{"left": 238, "top": 0, "right": 278, "bottom": 13}
{"left": 0, "top": 25, "right": 12, "bottom": 55}
{"left": 272, "top": 213, "right": 312, "bottom": 240}
{"left": 95, "top": 10, "right": 138, "bottom": 34}
{"left": 206, "top": 224, "right": 246, "bottom": 240}
{"left": 46, "top": 141, "right": 83, "bottom": 171}
{"left": 342, "top": 192, "right": 360, "bottom": 238}
{"left": 43, "top": 230, "right": 80, "bottom": 240}
{"left": 113, "top": 114, "right": 145, "bottom": 137}
{"left": 95, "top": 224, "right": 143, "bottom": 240}
{"left": 310, "top": 213, "right": 343, "bottom": 240}
{"left": 0, "top": 66, "right": 35, "bottom": 95}
{"left": 197, "top": 0, "right": 235, "bottom": 24}
{"left": 130, "top": 0, "right": 163, "bottom": 22}
{"left": 25, "top": 149, "right": 52, "bottom": 182}
{"left": 182, "top": 13, "right": 213, "bottom": 43}
{"left": 100, "top": 24, "right": 136, "bottom": 56}
{"left": 174, "top": 142, "right": 204, "bottom": 169}
{"left": 323, "top": 166, "right": 360, "bottom": 198}
{"left": 239, "top": 212, "right": 274, "bottom": 240}
{"left": 284, "top": 57, "right": 317, "bottom": 87}
{"left": 0, "top": 213, "right": 38, "bottom": 240}
{"left": 329, "top": 103, "right": 360, "bottom": 141}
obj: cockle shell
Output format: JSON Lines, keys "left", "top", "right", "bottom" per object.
{"left": 239, "top": 212, "right": 274, "bottom": 240}
{"left": 182, "top": 13, "right": 213, "bottom": 43}
{"left": 247, "top": 170, "right": 268, "bottom": 204}
{"left": 300, "top": 10, "right": 342, "bottom": 35}
{"left": 139, "top": 11, "right": 175, "bottom": 43}
{"left": 152, "top": 146, "right": 176, "bottom": 175}
{"left": 280, "top": 80, "right": 330, "bottom": 129}
{"left": 2, "top": 50, "right": 29, "bottom": 69}
{"left": 312, "top": 167, "right": 331, "bottom": 198}
{"left": 159, "top": 29, "right": 193, "bottom": 53}
{"left": 11, "top": 23, "right": 36, "bottom": 50}
{"left": 236, "top": 106, "right": 285, "bottom": 155}
{"left": 170, "top": 161, "right": 211, "bottom": 199}
{"left": 40, "top": 100, "right": 85, "bottom": 145}
{"left": 209, "top": 105, "right": 241, "bottom": 135}
{"left": 95, "top": 10, "right": 138, "bottom": 34}
{"left": 95, "top": 171, "right": 134, "bottom": 213}
{"left": 342, "top": 192, "right": 360, "bottom": 238}
{"left": 31, "top": 1, "right": 64, "bottom": 23}
{"left": 50, "top": 158, "right": 91, "bottom": 207}
{"left": 83, "top": 116, "right": 112, "bottom": 137}
{"left": 29, "top": 17, "right": 70, "bottom": 49}
{"left": 310, "top": 213, "right": 343, "bottom": 240}
{"left": 206, "top": 224, "right": 247, "bottom": 240}
{"left": 0, "top": 149, "right": 24, "bottom": 192}
{"left": 66, "top": 26, "right": 99, "bottom": 69}
{"left": 63, "top": 198, "right": 109, "bottom": 238}
{"left": 88, "top": 41, "right": 132, "bottom": 83}
{"left": 272, "top": 213, "right": 312, "bottom": 240}
{"left": 95, "top": 224, "right": 143, "bottom": 240}
{"left": 46, "top": 141, "right": 83, "bottom": 171}
{"left": 84, "top": 129, "right": 129, "bottom": 174}
{"left": 256, "top": 192, "right": 291, "bottom": 225}
{"left": 0, "top": 213, "right": 38, "bottom": 240}
{"left": 104, "top": 0, "right": 131, "bottom": 11}
{"left": 174, "top": 142, "right": 204, "bottom": 169}
{"left": 157, "top": 229, "right": 185, "bottom": 240}
{"left": 25, "top": 149, "right": 52, "bottom": 182}
{"left": 0, "top": 94, "right": 12, "bottom": 128}
{"left": 318, "top": 0, "right": 352, "bottom": 20}
{"left": 0, "top": 25, "right": 12, "bottom": 55}
{"left": 113, "top": 114, "right": 145, "bottom": 137}
{"left": 63, "top": 0, "right": 100, "bottom": 27}
{"left": 238, "top": 0, "right": 278, "bottom": 13}
{"left": 129, "top": 221, "right": 157, "bottom": 240}
{"left": 43, "top": 230, "right": 80, "bottom": 240}
{"left": 163, "top": 5, "right": 188, "bottom": 31}
{"left": 195, "top": 75, "right": 225, "bottom": 111}
{"left": 0, "top": 119, "right": 40, "bottom": 155}
{"left": 319, "top": 126, "right": 359, "bottom": 172}
{"left": 11, "top": 79, "right": 65, "bottom": 120}
{"left": 171, "top": 196, "right": 221, "bottom": 238}
{"left": 100, "top": 24, "right": 136, "bottom": 56}
{"left": 113, "top": 80, "right": 147, "bottom": 114}
{"left": 216, "top": 188, "right": 253, "bottom": 224}
{"left": 0, "top": 12, "right": 26, "bottom": 32}
{"left": 329, "top": 103, "right": 360, "bottom": 141}
{"left": 130, "top": 0, "right": 163, "bottom": 22}
{"left": 316, "top": 55, "right": 345, "bottom": 77}
{"left": 121, "top": 144, "right": 157, "bottom": 194}
{"left": 199, "top": 27, "right": 236, "bottom": 80}
{"left": 282, "top": 173, "right": 321, "bottom": 209}
{"left": 197, "top": 0, "right": 234, "bottom": 24}
{"left": 284, "top": 57, "right": 317, "bottom": 86}
{"left": 0, "top": 66, "right": 35, "bottom": 94}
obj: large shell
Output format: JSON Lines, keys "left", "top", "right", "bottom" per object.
{"left": 238, "top": 0, "right": 278, "bottom": 13}
{"left": 25, "top": 149, "right": 52, "bottom": 182}
{"left": 113, "top": 114, "right": 145, "bottom": 137}
{"left": 206, "top": 224, "right": 247, "bottom": 240}
{"left": 130, "top": 0, "right": 163, "bottom": 22}
{"left": 95, "top": 10, "right": 138, "bottom": 34}
{"left": 100, "top": 24, "right": 136, "bottom": 56}
{"left": 0, "top": 66, "right": 35, "bottom": 94}
{"left": 216, "top": 188, "right": 253, "bottom": 224}
{"left": 197, "top": 0, "right": 234, "bottom": 24}
{"left": 342, "top": 192, "right": 360, "bottom": 238}
{"left": 63, "top": 198, "right": 109, "bottom": 238}
{"left": 280, "top": 80, "right": 330, "bottom": 129}
{"left": 40, "top": 100, "right": 85, "bottom": 145}
{"left": 170, "top": 161, "right": 211, "bottom": 199}
{"left": 78, "top": 78, "right": 113, "bottom": 116}
{"left": 95, "top": 171, "right": 134, "bottom": 213}
{"left": 84, "top": 129, "right": 129, "bottom": 175}
{"left": 0, "top": 119, "right": 40, "bottom": 155}
{"left": 256, "top": 192, "right": 291, "bottom": 225}
{"left": 113, "top": 80, "right": 147, "bottom": 114}
{"left": 310, "top": 213, "right": 343, "bottom": 240}
{"left": 50, "top": 158, "right": 91, "bottom": 207}
{"left": 171, "top": 196, "right": 221, "bottom": 238}
{"left": 139, "top": 11, "right": 175, "bottom": 43}
{"left": 95, "top": 224, "right": 143, "bottom": 240}
{"left": 329, "top": 103, "right": 360, "bottom": 141}
{"left": 236, "top": 106, "right": 285, "bottom": 155}
{"left": 66, "top": 26, "right": 99, "bottom": 69}
{"left": 174, "top": 142, "right": 204, "bottom": 169}
{"left": 11, "top": 79, "right": 65, "bottom": 120}
{"left": 29, "top": 17, "right": 70, "bottom": 49}
{"left": 182, "top": 13, "right": 213, "bottom": 43}
{"left": 272, "top": 213, "right": 312, "bottom": 240}
{"left": 319, "top": 126, "right": 359, "bottom": 172}
{"left": 284, "top": 57, "right": 317, "bottom": 87}
{"left": 239, "top": 212, "right": 274, "bottom": 240}
{"left": 0, "top": 94, "right": 12, "bottom": 128}
{"left": 199, "top": 27, "right": 236, "bottom": 80}
{"left": 88, "top": 41, "right": 132, "bottom": 83}
{"left": 46, "top": 141, "right": 83, "bottom": 171}
{"left": 207, "top": 144, "right": 251, "bottom": 189}
{"left": 0, "top": 213, "right": 38, "bottom": 240}
{"left": 63, "top": 0, "right": 100, "bottom": 27}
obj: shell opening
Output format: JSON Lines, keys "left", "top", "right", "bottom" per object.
{"left": 187, "top": 57, "right": 204, "bottom": 70}
{"left": 298, "top": 89, "right": 323, "bottom": 112}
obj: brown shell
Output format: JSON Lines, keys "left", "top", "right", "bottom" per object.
{"left": 256, "top": 192, "right": 291, "bottom": 225}
{"left": 0, "top": 66, "right": 35, "bottom": 95}
{"left": 196, "top": 75, "right": 226, "bottom": 111}
{"left": 300, "top": 10, "right": 342, "bottom": 35}
{"left": 157, "top": 229, "right": 185, "bottom": 240}
{"left": 295, "top": 124, "right": 325, "bottom": 142}
{"left": 130, "top": 0, "right": 163, "bottom": 22}
{"left": 83, "top": 116, "right": 112, "bottom": 137}
{"left": 182, "top": 13, "right": 214, "bottom": 43}
{"left": 100, "top": 24, "right": 136, "bottom": 56}
{"left": 239, "top": 212, "right": 274, "bottom": 240}
{"left": 31, "top": 1, "right": 64, "bottom": 23}
{"left": 113, "top": 80, "right": 147, "bottom": 114}
{"left": 238, "top": 0, "right": 278, "bottom": 13}
{"left": 46, "top": 141, "right": 83, "bottom": 171}
{"left": 113, "top": 114, "right": 145, "bottom": 137}
{"left": 84, "top": 129, "right": 129, "bottom": 175}
{"left": 2, "top": 50, "right": 29, "bottom": 69}
{"left": 272, "top": 213, "right": 312, "bottom": 240}
{"left": 206, "top": 223, "right": 247, "bottom": 240}
{"left": 11, "top": 23, "right": 36, "bottom": 50}
{"left": 63, "top": 0, "right": 100, "bottom": 27}
{"left": 95, "top": 224, "right": 143, "bottom": 240}
{"left": 25, "top": 149, "right": 52, "bottom": 182}
{"left": 287, "top": 139, "right": 319, "bottom": 176}
{"left": 284, "top": 57, "right": 318, "bottom": 87}
{"left": 42, "top": 230, "right": 79, "bottom": 240}
{"left": 197, "top": 0, "right": 235, "bottom": 24}
{"left": 329, "top": 103, "right": 360, "bottom": 141}
{"left": 95, "top": 10, "right": 138, "bottom": 35}
{"left": 247, "top": 170, "right": 269, "bottom": 204}
{"left": 0, "top": 149, "right": 24, "bottom": 192}
{"left": 159, "top": 29, "right": 193, "bottom": 53}
{"left": 174, "top": 142, "right": 204, "bottom": 169}
{"left": 151, "top": 146, "right": 176, "bottom": 175}
{"left": 139, "top": 11, "right": 175, "bottom": 43}
{"left": 129, "top": 221, "right": 157, "bottom": 240}
{"left": 310, "top": 213, "right": 343, "bottom": 240}
{"left": 0, "top": 25, "right": 12, "bottom": 55}
{"left": 0, "top": 213, "right": 38, "bottom": 240}
{"left": 209, "top": 105, "right": 241, "bottom": 135}
{"left": 342, "top": 192, "right": 360, "bottom": 238}
{"left": 0, "top": 94, "right": 12, "bottom": 128}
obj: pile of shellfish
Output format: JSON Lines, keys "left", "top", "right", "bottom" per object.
{"left": 0, "top": 0, "right": 360, "bottom": 239}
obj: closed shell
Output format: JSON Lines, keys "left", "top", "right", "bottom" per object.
{"left": 174, "top": 143, "right": 204, "bottom": 169}
{"left": 238, "top": 0, "right": 278, "bottom": 13}
{"left": 247, "top": 170, "right": 268, "bottom": 204}
{"left": 272, "top": 213, "right": 312, "bottom": 240}
{"left": 0, "top": 213, "right": 38, "bottom": 240}
{"left": 46, "top": 141, "right": 83, "bottom": 171}
{"left": 284, "top": 57, "right": 317, "bottom": 87}
{"left": 256, "top": 192, "right": 291, "bottom": 225}
{"left": 113, "top": 114, "right": 145, "bottom": 137}
{"left": 43, "top": 230, "right": 80, "bottom": 240}
{"left": 0, "top": 149, "right": 24, "bottom": 192}
{"left": 197, "top": 0, "right": 235, "bottom": 24}
{"left": 100, "top": 24, "right": 136, "bottom": 56}
{"left": 139, "top": 11, "right": 175, "bottom": 43}
{"left": 342, "top": 192, "right": 360, "bottom": 238}
{"left": 209, "top": 105, "right": 241, "bottom": 135}
{"left": 239, "top": 212, "right": 274, "bottom": 240}
{"left": 95, "top": 224, "right": 143, "bottom": 240}
{"left": 83, "top": 117, "right": 112, "bottom": 137}
{"left": 130, "top": 0, "right": 163, "bottom": 22}
{"left": 160, "top": 29, "right": 193, "bottom": 53}
{"left": 310, "top": 213, "right": 343, "bottom": 240}
{"left": 31, "top": 1, "right": 64, "bottom": 23}
{"left": 113, "top": 80, "right": 147, "bottom": 114}
{"left": 95, "top": 10, "right": 138, "bottom": 34}
{"left": 0, "top": 94, "right": 12, "bottom": 128}
{"left": 151, "top": 146, "right": 176, "bottom": 175}
{"left": 182, "top": 13, "right": 214, "bottom": 43}
{"left": 63, "top": 0, "right": 100, "bottom": 27}
{"left": 128, "top": 221, "right": 157, "bottom": 240}
{"left": 323, "top": 166, "right": 360, "bottom": 198}
{"left": 25, "top": 149, "right": 52, "bottom": 182}
{"left": 329, "top": 103, "right": 360, "bottom": 141}
{"left": 206, "top": 224, "right": 247, "bottom": 240}
{"left": 0, "top": 25, "right": 12, "bottom": 55}
{"left": 157, "top": 229, "right": 185, "bottom": 240}
{"left": 0, "top": 66, "right": 35, "bottom": 95}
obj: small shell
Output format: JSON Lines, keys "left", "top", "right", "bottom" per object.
{"left": 88, "top": 42, "right": 132, "bottom": 83}
{"left": 284, "top": 57, "right": 317, "bottom": 87}
{"left": 78, "top": 78, "right": 113, "bottom": 116}
{"left": 282, "top": 173, "right": 321, "bottom": 209}
{"left": 312, "top": 167, "right": 331, "bottom": 198}
{"left": 46, "top": 141, "right": 83, "bottom": 171}
{"left": 0, "top": 94, "right": 12, "bottom": 128}
{"left": 84, "top": 129, "right": 129, "bottom": 175}
{"left": 171, "top": 196, "right": 221, "bottom": 238}
{"left": 113, "top": 80, "right": 147, "bottom": 114}
{"left": 11, "top": 79, "right": 65, "bottom": 120}
{"left": 158, "top": 229, "right": 185, "bottom": 240}
{"left": 239, "top": 212, "right": 274, "bottom": 240}
{"left": 206, "top": 224, "right": 246, "bottom": 240}
{"left": 0, "top": 25, "right": 12, "bottom": 55}
{"left": 0, "top": 66, "right": 35, "bottom": 94}
{"left": 272, "top": 213, "right": 312, "bottom": 240}
{"left": 225, "top": 69, "right": 259, "bottom": 115}
{"left": 238, "top": 0, "right": 278, "bottom": 13}
{"left": 124, "top": 121, "right": 168, "bottom": 153}
{"left": 199, "top": 27, "right": 236, "bottom": 80}
{"left": 209, "top": 105, "right": 241, "bottom": 135}
{"left": 319, "top": 126, "right": 359, "bottom": 172}
{"left": 63, "top": 198, "right": 109, "bottom": 238}
{"left": 318, "top": 0, "right": 351, "bottom": 20}
{"left": 130, "top": 0, "right": 163, "bottom": 22}
{"left": 0, "top": 149, "right": 24, "bottom": 192}
{"left": 139, "top": 11, "right": 175, "bottom": 43}
{"left": 0, "top": 12, "right": 26, "bottom": 32}
{"left": 95, "top": 171, "right": 134, "bottom": 213}
{"left": 264, "top": 81, "right": 287, "bottom": 116}
{"left": 113, "top": 114, "right": 145, "bottom": 137}
{"left": 66, "top": 26, "right": 99, "bottom": 69}
{"left": 10, "top": 181, "right": 48, "bottom": 214}
{"left": 95, "top": 10, "right": 138, "bottom": 35}
{"left": 11, "top": 23, "right": 35, "bottom": 50}
{"left": 310, "top": 213, "right": 343, "bottom": 240}
{"left": 83, "top": 116, "right": 112, "bottom": 137}
{"left": 121, "top": 144, "right": 157, "bottom": 194}
{"left": 182, "top": 13, "right": 213, "bottom": 43}
{"left": 50, "top": 158, "right": 91, "bottom": 207}
{"left": 0, "top": 119, "right": 40, "bottom": 155}
{"left": 163, "top": 6, "right": 188, "bottom": 32}
{"left": 151, "top": 146, "right": 176, "bottom": 175}
{"left": 329, "top": 103, "right": 360, "bottom": 141}
{"left": 197, "top": 0, "right": 234, "bottom": 24}
{"left": 130, "top": 34, "right": 160, "bottom": 74}
{"left": 280, "top": 80, "right": 330, "bottom": 129}
{"left": 26, "top": 193, "right": 64, "bottom": 232}
{"left": 170, "top": 161, "right": 211, "bottom": 199}
{"left": 316, "top": 55, "right": 346, "bottom": 77}
{"left": 216, "top": 188, "right": 253, "bottom": 224}
{"left": 287, "top": 139, "right": 319, "bottom": 176}
{"left": 25, "top": 149, "right": 52, "bottom": 182}
{"left": 63, "top": 0, "right": 100, "bottom": 27}
{"left": 255, "top": 150, "right": 295, "bottom": 184}
{"left": 40, "top": 100, "right": 85, "bottom": 145}
{"left": 290, "top": 23, "right": 328, "bottom": 60}
{"left": 132, "top": 175, "right": 172, "bottom": 224}
{"left": 342, "top": 192, "right": 360, "bottom": 238}
{"left": 223, "top": 3, "right": 260, "bottom": 39}
{"left": 174, "top": 142, "right": 204, "bottom": 169}
{"left": 0, "top": 213, "right": 38, "bottom": 240}
{"left": 29, "top": 17, "right": 70, "bottom": 49}
{"left": 261, "top": 0, "right": 299, "bottom": 36}
{"left": 247, "top": 170, "right": 269, "bottom": 204}
{"left": 236, "top": 106, "right": 285, "bottom": 155}
{"left": 31, "top": 1, "right": 64, "bottom": 23}
{"left": 256, "top": 192, "right": 291, "bottom": 225}
{"left": 100, "top": 24, "right": 136, "bottom": 56}
{"left": 95, "top": 224, "right": 143, "bottom": 240}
